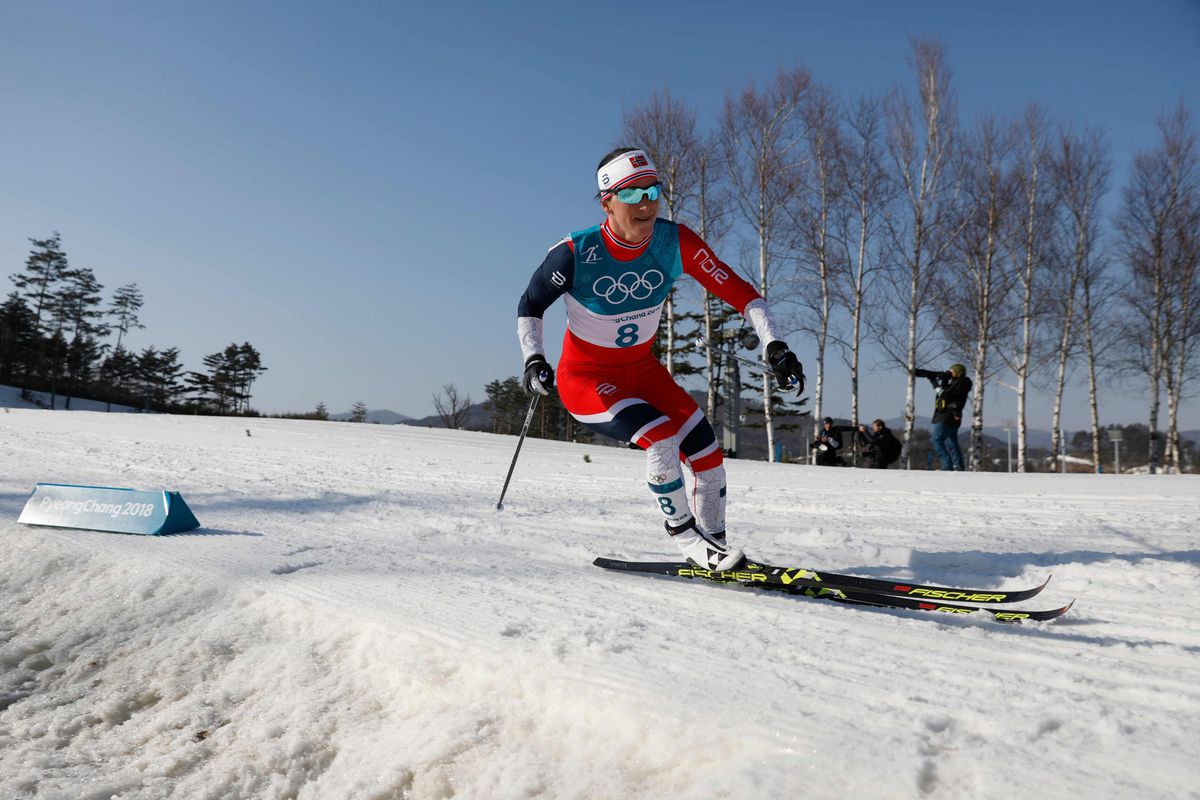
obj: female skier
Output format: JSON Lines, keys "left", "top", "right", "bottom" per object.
{"left": 516, "top": 147, "right": 805, "bottom": 570}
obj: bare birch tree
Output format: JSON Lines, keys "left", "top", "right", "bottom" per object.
{"left": 721, "top": 67, "right": 811, "bottom": 462}
{"left": 787, "top": 84, "right": 847, "bottom": 460}
{"left": 1117, "top": 103, "right": 1199, "bottom": 472}
{"left": 690, "top": 134, "right": 735, "bottom": 424}
{"left": 433, "top": 384, "right": 473, "bottom": 429}
{"left": 938, "top": 114, "right": 1017, "bottom": 471}
{"left": 1000, "top": 105, "right": 1055, "bottom": 471}
{"left": 1045, "top": 221, "right": 1082, "bottom": 470}
{"left": 1078, "top": 251, "right": 1118, "bottom": 472}
{"left": 836, "top": 95, "right": 894, "bottom": 436}
{"left": 1154, "top": 105, "right": 1200, "bottom": 470}
{"left": 880, "top": 38, "right": 961, "bottom": 466}
{"left": 622, "top": 88, "right": 701, "bottom": 375}
{"left": 1162, "top": 208, "right": 1199, "bottom": 469}
{"left": 1052, "top": 126, "right": 1112, "bottom": 472}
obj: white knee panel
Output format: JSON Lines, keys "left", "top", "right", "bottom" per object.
{"left": 645, "top": 437, "right": 692, "bottom": 527}
{"left": 693, "top": 464, "right": 727, "bottom": 535}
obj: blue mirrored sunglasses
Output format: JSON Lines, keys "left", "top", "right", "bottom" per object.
{"left": 607, "top": 183, "right": 662, "bottom": 204}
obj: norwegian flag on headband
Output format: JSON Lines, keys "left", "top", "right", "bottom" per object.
{"left": 596, "top": 148, "right": 658, "bottom": 193}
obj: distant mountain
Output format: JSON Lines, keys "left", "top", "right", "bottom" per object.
{"left": 327, "top": 403, "right": 489, "bottom": 428}
{"left": 328, "top": 409, "right": 416, "bottom": 425}
{"left": 402, "top": 402, "right": 492, "bottom": 430}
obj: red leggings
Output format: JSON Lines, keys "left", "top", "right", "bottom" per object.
{"left": 557, "top": 354, "right": 723, "bottom": 471}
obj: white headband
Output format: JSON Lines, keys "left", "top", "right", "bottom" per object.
{"left": 597, "top": 149, "right": 658, "bottom": 194}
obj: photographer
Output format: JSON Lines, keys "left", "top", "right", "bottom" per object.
{"left": 914, "top": 364, "right": 972, "bottom": 471}
{"left": 810, "top": 416, "right": 846, "bottom": 467}
{"left": 857, "top": 419, "right": 901, "bottom": 469}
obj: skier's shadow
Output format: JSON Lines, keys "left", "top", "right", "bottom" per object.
{"left": 964, "top": 611, "right": 1200, "bottom": 653}
{"left": 834, "top": 600, "right": 1200, "bottom": 653}
{"left": 845, "top": 548, "right": 1200, "bottom": 580}
{"left": 838, "top": 546, "right": 1200, "bottom": 652}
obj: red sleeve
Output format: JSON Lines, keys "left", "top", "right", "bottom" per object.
{"left": 677, "top": 224, "right": 761, "bottom": 312}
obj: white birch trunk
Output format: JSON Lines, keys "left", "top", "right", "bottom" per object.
{"left": 1017, "top": 147, "right": 1039, "bottom": 472}
{"left": 1088, "top": 352, "right": 1101, "bottom": 474}
{"left": 759, "top": 206, "right": 775, "bottom": 462}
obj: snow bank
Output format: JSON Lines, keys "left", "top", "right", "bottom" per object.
{"left": 1, "top": 384, "right": 137, "bottom": 413}
{"left": 2, "top": 541, "right": 754, "bottom": 799}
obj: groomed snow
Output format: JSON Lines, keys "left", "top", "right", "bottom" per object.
{"left": 1, "top": 409, "right": 1198, "bottom": 799}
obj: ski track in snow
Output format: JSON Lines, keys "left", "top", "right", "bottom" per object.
{"left": 1, "top": 409, "right": 1198, "bottom": 799}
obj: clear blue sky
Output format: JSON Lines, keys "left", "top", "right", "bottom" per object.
{"left": 2, "top": 0, "right": 1198, "bottom": 429}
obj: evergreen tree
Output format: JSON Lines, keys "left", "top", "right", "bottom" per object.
{"left": 484, "top": 377, "right": 526, "bottom": 435}
{"left": 197, "top": 350, "right": 234, "bottom": 412}
{"left": 184, "top": 368, "right": 213, "bottom": 410}
{"left": 54, "top": 267, "right": 109, "bottom": 408}
{"left": 107, "top": 283, "right": 145, "bottom": 352}
{"left": 135, "top": 346, "right": 186, "bottom": 411}
{"left": 10, "top": 233, "right": 69, "bottom": 389}
{"left": 231, "top": 342, "right": 267, "bottom": 412}
{"left": 0, "top": 292, "right": 36, "bottom": 385}
{"left": 314, "top": 401, "right": 329, "bottom": 420}
{"left": 100, "top": 284, "right": 145, "bottom": 410}
{"left": 482, "top": 377, "right": 589, "bottom": 442}
{"left": 41, "top": 329, "right": 69, "bottom": 405}
{"left": 350, "top": 401, "right": 368, "bottom": 423}
{"left": 659, "top": 307, "right": 705, "bottom": 381}
{"left": 100, "top": 346, "right": 140, "bottom": 407}
{"left": 191, "top": 342, "right": 267, "bottom": 413}
{"left": 10, "top": 234, "right": 68, "bottom": 336}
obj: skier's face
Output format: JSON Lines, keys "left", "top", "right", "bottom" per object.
{"left": 601, "top": 178, "right": 660, "bottom": 243}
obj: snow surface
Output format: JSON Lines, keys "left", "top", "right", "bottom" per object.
{"left": 1, "top": 409, "right": 1198, "bottom": 800}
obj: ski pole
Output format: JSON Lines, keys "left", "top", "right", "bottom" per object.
{"left": 695, "top": 335, "right": 766, "bottom": 372}
{"left": 496, "top": 392, "right": 540, "bottom": 511}
{"left": 696, "top": 335, "right": 801, "bottom": 391}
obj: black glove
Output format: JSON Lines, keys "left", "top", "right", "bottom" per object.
{"left": 765, "top": 341, "right": 805, "bottom": 393}
{"left": 522, "top": 354, "right": 555, "bottom": 396}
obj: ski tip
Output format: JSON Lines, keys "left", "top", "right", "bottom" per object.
{"left": 1034, "top": 598, "right": 1075, "bottom": 622}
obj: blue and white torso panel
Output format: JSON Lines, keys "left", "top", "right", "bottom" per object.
{"left": 564, "top": 220, "right": 682, "bottom": 349}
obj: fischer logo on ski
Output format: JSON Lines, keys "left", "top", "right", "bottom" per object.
{"left": 906, "top": 589, "right": 1008, "bottom": 602}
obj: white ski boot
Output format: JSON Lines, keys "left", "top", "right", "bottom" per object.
{"left": 666, "top": 518, "right": 745, "bottom": 572}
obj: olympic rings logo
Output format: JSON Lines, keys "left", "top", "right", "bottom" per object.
{"left": 592, "top": 270, "right": 665, "bottom": 304}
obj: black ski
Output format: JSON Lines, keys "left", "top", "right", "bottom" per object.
{"left": 594, "top": 557, "right": 1049, "bottom": 603}
{"left": 593, "top": 558, "right": 1073, "bottom": 622}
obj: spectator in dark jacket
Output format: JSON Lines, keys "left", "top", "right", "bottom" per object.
{"left": 810, "top": 416, "right": 845, "bottom": 466}
{"left": 915, "top": 364, "right": 972, "bottom": 471}
{"left": 857, "top": 419, "right": 902, "bottom": 469}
